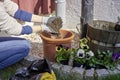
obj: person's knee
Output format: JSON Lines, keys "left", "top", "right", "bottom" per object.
{"left": 21, "top": 40, "right": 31, "bottom": 56}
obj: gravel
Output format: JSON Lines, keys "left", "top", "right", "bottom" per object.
{"left": 19, "top": 30, "right": 80, "bottom": 59}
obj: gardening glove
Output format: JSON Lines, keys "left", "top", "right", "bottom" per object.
{"left": 41, "top": 24, "right": 57, "bottom": 33}
{"left": 40, "top": 71, "right": 56, "bottom": 80}
{"left": 42, "top": 16, "right": 60, "bottom": 24}
{"left": 42, "top": 16, "right": 63, "bottom": 33}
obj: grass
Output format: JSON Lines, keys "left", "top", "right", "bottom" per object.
{"left": 0, "top": 62, "right": 23, "bottom": 80}
{"left": 100, "top": 74, "right": 120, "bottom": 80}
{"left": 55, "top": 73, "right": 120, "bottom": 80}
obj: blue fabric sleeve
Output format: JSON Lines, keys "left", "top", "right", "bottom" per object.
{"left": 14, "top": 9, "right": 32, "bottom": 22}
{"left": 21, "top": 25, "right": 33, "bottom": 34}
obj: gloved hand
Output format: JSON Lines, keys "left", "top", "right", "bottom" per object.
{"left": 41, "top": 24, "right": 57, "bottom": 33}
{"left": 42, "top": 16, "right": 57, "bottom": 24}
{"left": 42, "top": 16, "right": 63, "bottom": 33}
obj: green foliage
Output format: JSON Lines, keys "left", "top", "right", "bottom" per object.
{"left": 0, "top": 62, "right": 22, "bottom": 80}
{"left": 94, "top": 50, "right": 119, "bottom": 70}
{"left": 55, "top": 45, "right": 72, "bottom": 64}
{"left": 55, "top": 38, "right": 119, "bottom": 70}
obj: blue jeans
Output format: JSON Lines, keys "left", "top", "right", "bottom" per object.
{"left": 0, "top": 37, "right": 30, "bottom": 69}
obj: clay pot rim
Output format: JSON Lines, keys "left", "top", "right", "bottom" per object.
{"left": 40, "top": 29, "right": 74, "bottom": 42}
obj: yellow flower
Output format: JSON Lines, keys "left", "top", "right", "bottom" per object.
{"left": 80, "top": 43, "right": 89, "bottom": 50}
{"left": 56, "top": 46, "right": 62, "bottom": 52}
{"left": 80, "top": 38, "right": 88, "bottom": 44}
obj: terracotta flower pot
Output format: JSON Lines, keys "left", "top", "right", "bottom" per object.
{"left": 40, "top": 29, "right": 74, "bottom": 62}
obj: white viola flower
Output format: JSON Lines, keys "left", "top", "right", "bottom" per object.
{"left": 88, "top": 51, "right": 94, "bottom": 56}
{"left": 77, "top": 49, "right": 85, "bottom": 58}
{"left": 86, "top": 50, "right": 94, "bottom": 59}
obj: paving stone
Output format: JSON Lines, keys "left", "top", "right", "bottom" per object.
{"left": 117, "top": 64, "right": 120, "bottom": 70}
{"left": 71, "top": 67, "right": 84, "bottom": 75}
{"left": 71, "top": 67, "right": 85, "bottom": 80}
{"left": 52, "top": 63, "right": 63, "bottom": 70}
{"left": 107, "top": 69, "right": 120, "bottom": 74}
{"left": 61, "top": 65, "right": 73, "bottom": 76}
{"left": 85, "top": 68, "right": 95, "bottom": 77}
{"left": 96, "top": 69, "right": 109, "bottom": 77}
{"left": 52, "top": 63, "right": 64, "bottom": 79}
{"left": 85, "top": 68, "right": 95, "bottom": 80}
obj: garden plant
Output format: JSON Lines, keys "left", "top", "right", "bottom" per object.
{"left": 55, "top": 38, "right": 120, "bottom": 70}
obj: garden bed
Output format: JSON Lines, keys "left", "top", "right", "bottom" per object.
{"left": 26, "top": 32, "right": 120, "bottom": 80}
{"left": 1, "top": 31, "right": 120, "bottom": 80}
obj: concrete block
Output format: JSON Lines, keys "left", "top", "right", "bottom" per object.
{"left": 61, "top": 65, "right": 73, "bottom": 74}
{"left": 71, "top": 67, "right": 85, "bottom": 80}
{"left": 52, "top": 63, "right": 63, "bottom": 70}
{"left": 85, "top": 68, "right": 95, "bottom": 77}
{"left": 96, "top": 69, "right": 109, "bottom": 77}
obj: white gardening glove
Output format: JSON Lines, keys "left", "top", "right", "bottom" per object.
{"left": 42, "top": 16, "right": 56, "bottom": 24}
{"left": 41, "top": 24, "right": 56, "bottom": 33}
{"left": 42, "top": 16, "right": 63, "bottom": 33}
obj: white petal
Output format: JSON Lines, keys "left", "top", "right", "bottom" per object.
{"left": 86, "top": 51, "right": 94, "bottom": 56}
{"left": 77, "top": 49, "right": 85, "bottom": 58}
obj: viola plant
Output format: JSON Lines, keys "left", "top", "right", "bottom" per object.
{"left": 55, "top": 38, "right": 120, "bottom": 70}
{"left": 74, "top": 38, "right": 95, "bottom": 69}
{"left": 55, "top": 44, "right": 72, "bottom": 64}
{"left": 79, "top": 38, "right": 89, "bottom": 51}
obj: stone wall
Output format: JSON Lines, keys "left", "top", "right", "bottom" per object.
{"left": 94, "top": 0, "right": 120, "bottom": 23}
{"left": 65, "top": 0, "right": 120, "bottom": 30}
{"left": 64, "top": 0, "right": 81, "bottom": 29}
